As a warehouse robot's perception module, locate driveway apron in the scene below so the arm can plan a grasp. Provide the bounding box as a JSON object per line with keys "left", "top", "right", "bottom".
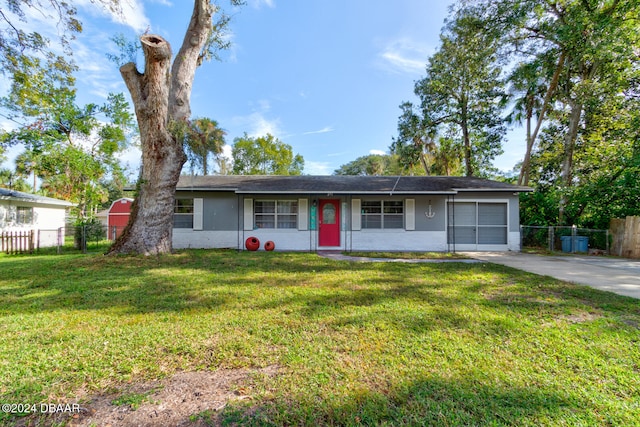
{"left": 467, "top": 252, "right": 640, "bottom": 299}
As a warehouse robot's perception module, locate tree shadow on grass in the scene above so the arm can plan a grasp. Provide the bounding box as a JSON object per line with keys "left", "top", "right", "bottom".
{"left": 221, "top": 373, "right": 585, "bottom": 426}
{"left": 0, "top": 251, "right": 348, "bottom": 314}
{"left": 0, "top": 251, "right": 490, "bottom": 316}
{"left": 1, "top": 250, "right": 637, "bottom": 324}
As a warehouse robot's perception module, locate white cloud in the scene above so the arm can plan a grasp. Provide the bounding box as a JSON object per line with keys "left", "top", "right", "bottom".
{"left": 250, "top": 0, "right": 276, "bottom": 9}
{"left": 232, "top": 112, "right": 283, "bottom": 138}
{"left": 377, "top": 38, "right": 432, "bottom": 75}
{"left": 73, "top": 0, "right": 148, "bottom": 32}
{"left": 220, "top": 144, "right": 233, "bottom": 160}
{"left": 304, "top": 161, "right": 333, "bottom": 175}
{"left": 255, "top": 99, "right": 271, "bottom": 112}
{"left": 369, "top": 149, "right": 386, "bottom": 156}
{"left": 302, "top": 126, "right": 334, "bottom": 136}
{"left": 230, "top": 99, "right": 284, "bottom": 138}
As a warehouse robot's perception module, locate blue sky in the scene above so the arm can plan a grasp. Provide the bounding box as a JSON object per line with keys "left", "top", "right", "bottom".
{"left": 2, "top": 0, "right": 525, "bottom": 178}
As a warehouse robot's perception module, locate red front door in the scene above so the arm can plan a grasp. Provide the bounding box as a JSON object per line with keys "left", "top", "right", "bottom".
{"left": 319, "top": 199, "right": 340, "bottom": 247}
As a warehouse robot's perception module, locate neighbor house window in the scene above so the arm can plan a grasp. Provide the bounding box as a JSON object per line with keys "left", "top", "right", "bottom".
{"left": 16, "top": 207, "right": 33, "bottom": 225}
{"left": 361, "top": 200, "right": 404, "bottom": 229}
{"left": 255, "top": 200, "right": 298, "bottom": 229}
{"left": 173, "top": 198, "right": 194, "bottom": 228}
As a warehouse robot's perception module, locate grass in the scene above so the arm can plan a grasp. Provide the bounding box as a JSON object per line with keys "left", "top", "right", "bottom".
{"left": 0, "top": 250, "right": 639, "bottom": 426}
{"left": 111, "top": 389, "right": 159, "bottom": 410}
{"left": 344, "top": 251, "right": 469, "bottom": 259}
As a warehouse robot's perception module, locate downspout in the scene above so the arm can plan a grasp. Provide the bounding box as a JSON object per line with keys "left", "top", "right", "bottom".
{"left": 449, "top": 194, "right": 456, "bottom": 254}
{"left": 237, "top": 194, "right": 242, "bottom": 252}
{"left": 349, "top": 195, "right": 353, "bottom": 252}
{"left": 309, "top": 196, "right": 312, "bottom": 253}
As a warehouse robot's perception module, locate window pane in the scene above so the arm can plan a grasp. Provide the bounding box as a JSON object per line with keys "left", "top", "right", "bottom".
{"left": 175, "top": 199, "right": 194, "bottom": 214}
{"left": 384, "top": 215, "right": 404, "bottom": 229}
{"left": 448, "top": 202, "right": 476, "bottom": 226}
{"left": 479, "top": 226, "right": 507, "bottom": 244}
{"left": 322, "top": 203, "right": 336, "bottom": 224}
{"left": 384, "top": 201, "right": 403, "bottom": 214}
{"left": 478, "top": 203, "right": 507, "bottom": 225}
{"left": 255, "top": 201, "right": 275, "bottom": 213}
{"left": 173, "top": 214, "right": 193, "bottom": 228}
{"left": 255, "top": 214, "right": 275, "bottom": 229}
{"left": 448, "top": 226, "right": 476, "bottom": 244}
{"left": 362, "top": 215, "right": 381, "bottom": 229}
{"left": 361, "top": 201, "right": 381, "bottom": 214}
{"left": 277, "top": 215, "right": 297, "bottom": 229}
{"left": 17, "top": 207, "right": 33, "bottom": 225}
{"left": 277, "top": 201, "right": 298, "bottom": 214}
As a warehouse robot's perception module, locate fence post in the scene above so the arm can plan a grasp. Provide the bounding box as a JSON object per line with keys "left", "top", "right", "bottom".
{"left": 520, "top": 225, "right": 523, "bottom": 251}
{"left": 606, "top": 229, "right": 610, "bottom": 255}
{"left": 548, "top": 226, "right": 553, "bottom": 252}
{"left": 571, "top": 224, "right": 577, "bottom": 253}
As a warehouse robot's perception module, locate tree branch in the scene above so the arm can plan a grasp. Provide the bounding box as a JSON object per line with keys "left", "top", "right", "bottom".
{"left": 119, "top": 62, "right": 144, "bottom": 109}
{"left": 169, "top": 0, "right": 214, "bottom": 122}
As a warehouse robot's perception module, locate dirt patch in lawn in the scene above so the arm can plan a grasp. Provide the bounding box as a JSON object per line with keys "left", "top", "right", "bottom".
{"left": 16, "top": 365, "right": 279, "bottom": 427}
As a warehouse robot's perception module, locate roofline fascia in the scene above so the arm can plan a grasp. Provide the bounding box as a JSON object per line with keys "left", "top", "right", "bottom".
{"left": 0, "top": 196, "right": 73, "bottom": 206}
{"left": 454, "top": 188, "right": 533, "bottom": 193}
{"left": 175, "top": 187, "right": 527, "bottom": 195}
{"left": 233, "top": 190, "right": 458, "bottom": 195}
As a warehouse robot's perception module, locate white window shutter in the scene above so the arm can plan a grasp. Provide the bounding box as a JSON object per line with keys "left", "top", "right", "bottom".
{"left": 243, "top": 198, "right": 253, "bottom": 231}
{"left": 193, "top": 198, "right": 203, "bottom": 230}
{"left": 405, "top": 199, "right": 415, "bottom": 231}
{"left": 351, "top": 199, "right": 361, "bottom": 231}
{"left": 298, "top": 198, "right": 308, "bottom": 230}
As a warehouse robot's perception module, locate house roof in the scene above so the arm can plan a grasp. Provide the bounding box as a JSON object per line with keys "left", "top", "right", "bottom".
{"left": 176, "top": 175, "right": 532, "bottom": 195}
{"left": 0, "top": 188, "right": 73, "bottom": 207}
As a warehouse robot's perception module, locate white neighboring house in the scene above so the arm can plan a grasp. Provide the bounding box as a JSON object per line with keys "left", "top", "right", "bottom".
{"left": 0, "top": 188, "right": 73, "bottom": 247}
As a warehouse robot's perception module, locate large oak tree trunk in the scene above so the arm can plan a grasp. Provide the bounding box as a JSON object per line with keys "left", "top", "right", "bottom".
{"left": 109, "top": 1, "right": 214, "bottom": 255}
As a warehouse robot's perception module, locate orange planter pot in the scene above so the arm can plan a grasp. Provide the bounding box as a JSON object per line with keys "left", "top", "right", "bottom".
{"left": 245, "top": 236, "right": 260, "bottom": 251}
{"left": 264, "top": 241, "right": 275, "bottom": 251}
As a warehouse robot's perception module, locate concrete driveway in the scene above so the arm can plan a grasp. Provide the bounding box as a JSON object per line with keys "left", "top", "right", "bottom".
{"left": 467, "top": 252, "right": 640, "bottom": 299}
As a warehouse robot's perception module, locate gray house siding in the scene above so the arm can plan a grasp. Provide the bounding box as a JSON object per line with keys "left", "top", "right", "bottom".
{"left": 172, "top": 176, "right": 530, "bottom": 252}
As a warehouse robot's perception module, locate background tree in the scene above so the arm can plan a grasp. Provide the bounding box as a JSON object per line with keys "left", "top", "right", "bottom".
{"left": 397, "top": 12, "right": 506, "bottom": 177}
{"left": 231, "top": 133, "right": 304, "bottom": 175}
{"left": 0, "top": 0, "right": 134, "bottom": 219}
{"left": 0, "top": 60, "right": 135, "bottom": 218}
{"left": 468, "top": 0, "right": 640, "bottom": 224}
{"left": 391, "top": 102, "right": 465, "bottom": 176}
{"left": 109, "top": 0, "right": 243, "bottom": 255}
{"left": 505, "top": 58, "right": 549, "bottom": 186}
{"left": 390, "top": 102, "right": 434, "bottom": 175}
{"left": 333, "top": 154, "right": 405, "bottom": 176}
{"left": 183, "top": 117, "right": 226, "bottom": 175}
{"left": 0, "top": 168, "right": 31, "bottom": 192}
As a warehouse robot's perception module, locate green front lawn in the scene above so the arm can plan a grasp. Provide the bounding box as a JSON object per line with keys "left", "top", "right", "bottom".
{"left": 1, "top": 250, "right": 638, "bottom": 426}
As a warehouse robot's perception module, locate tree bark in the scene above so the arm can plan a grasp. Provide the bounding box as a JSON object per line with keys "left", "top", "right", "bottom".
{"left": 519, "top": 51, "right": 566, "bottom": 186}
{"left": 518, "top": 110, "right": 533, "bottom": 186}
{"left": 558, "top": 99, "right": 583, "bottom": 225}
{"left": 109, "top": 1, "right": 214, "bottom": 255}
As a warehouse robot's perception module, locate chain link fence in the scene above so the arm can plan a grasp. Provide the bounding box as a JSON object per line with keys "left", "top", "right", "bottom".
{"left": 28, "top": 225, "right": 127, "bottom": 254}
{"left": 521, "top": 225, "right": 610, "bottom": 254}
